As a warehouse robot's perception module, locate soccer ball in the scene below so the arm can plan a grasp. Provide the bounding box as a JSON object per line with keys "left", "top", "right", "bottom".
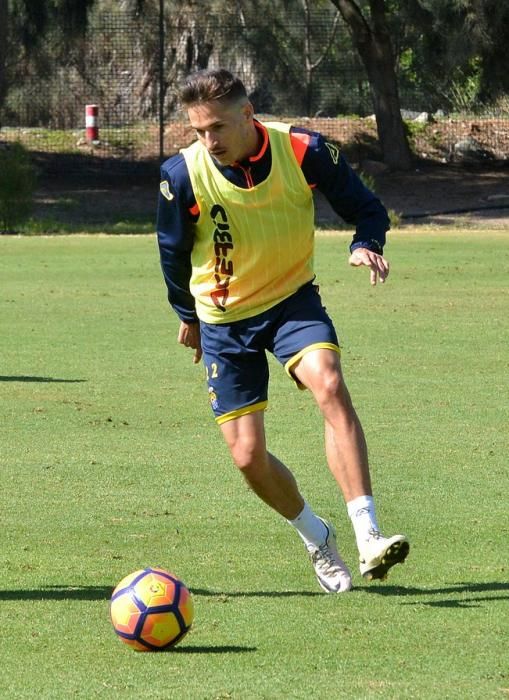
{"left": 110, "top": 567, "right": 194, "bottom": 651}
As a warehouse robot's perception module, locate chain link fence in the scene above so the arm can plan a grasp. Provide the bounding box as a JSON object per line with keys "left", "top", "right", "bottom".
{"left": 1, "top": 4, "right": 508, "bottom": 171}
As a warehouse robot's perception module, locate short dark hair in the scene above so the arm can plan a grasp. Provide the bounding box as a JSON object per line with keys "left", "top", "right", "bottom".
{"left": 179, "top": 69, "right": 248, "bottom": 107}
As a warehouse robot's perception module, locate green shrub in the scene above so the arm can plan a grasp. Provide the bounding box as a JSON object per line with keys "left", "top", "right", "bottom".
{"left": 358, "top": 170, "right": 376, "bottom": 192}
{"left": 388, "top": 208, "right": 402, "bottom": 228}
{"left": 0, "top": 142, "right": 36, "bottom": 233}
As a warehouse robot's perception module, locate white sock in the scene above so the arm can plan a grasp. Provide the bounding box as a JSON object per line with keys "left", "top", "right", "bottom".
{"left": 347, "top": 495, "right": 380, "bottom": 548}
{"left": 287, "top": 502, "right": 328, "bottom": 548}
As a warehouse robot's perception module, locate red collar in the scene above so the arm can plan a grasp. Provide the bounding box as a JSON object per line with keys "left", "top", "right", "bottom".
{"left": 232, "top": 120, "right": 269, "bottom": 167}
{"left": 248, "top": 120, "right": 269, "bottom": 162}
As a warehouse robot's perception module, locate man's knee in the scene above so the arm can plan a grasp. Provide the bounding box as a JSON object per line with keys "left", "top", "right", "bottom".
{"left": 225, "top": 431, "right": 266, "bottom": 472}
{"left": 220, "top": 412, "right": 267, "bottom": 472}
{"left": 314, "top": 367, "right": 351, "bottom": 408}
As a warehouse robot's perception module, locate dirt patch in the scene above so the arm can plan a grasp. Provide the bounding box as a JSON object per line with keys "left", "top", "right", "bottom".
{"left": 375, "top": 162, "right": 509, "bottom": 216}
{"left": 315, "top": 161, "right": 509, "bottom": 229}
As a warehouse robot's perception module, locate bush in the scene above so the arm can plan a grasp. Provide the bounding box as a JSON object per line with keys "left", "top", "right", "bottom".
{"left": 0, "top": 142, "right": 36, "bottom": 233}
{"left": 388, "top": 208, "right": 402, "bottom": 228}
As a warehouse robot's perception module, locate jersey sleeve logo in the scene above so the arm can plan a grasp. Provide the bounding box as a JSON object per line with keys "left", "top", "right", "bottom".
{"left": 325, "top": 142, "right": 340, "bottom": 165}
{"left": 160, "top": 180, "right": 174, "bottom": 201}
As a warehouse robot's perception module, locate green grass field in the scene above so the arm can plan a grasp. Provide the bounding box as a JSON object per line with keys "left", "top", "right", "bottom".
{"left": 1, "top": 230, "right": 507, "bottom": 699}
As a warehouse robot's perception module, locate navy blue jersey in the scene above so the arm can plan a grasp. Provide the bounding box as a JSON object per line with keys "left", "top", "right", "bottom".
{"left": 157, "top": 120, "right": 390, "bottom": 321}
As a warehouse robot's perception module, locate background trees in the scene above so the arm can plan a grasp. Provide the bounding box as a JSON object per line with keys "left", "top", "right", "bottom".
{"left": 0, "top": 0, "right": 8, "bottom": 121}
{"left": 398, "top": 0, "right": 509, "bottom": 110}
{"left": 1, "top": 0, "right": 508, "bottom": 171}
{"left": 328, "top": 0, "right": 412, "bottom": 170}
{"left": 1, "top": 0, "right": 96, "bottom": 127}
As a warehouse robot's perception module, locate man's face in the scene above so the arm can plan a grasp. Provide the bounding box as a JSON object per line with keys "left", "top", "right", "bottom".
{"left": 187, "top": 98, "right": 255, "bottom": 165}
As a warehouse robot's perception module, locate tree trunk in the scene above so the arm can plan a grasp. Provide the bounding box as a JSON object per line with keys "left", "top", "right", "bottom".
{"left": 0, "top": 0, "right": 8, "bottom": 128}
{"left": 362, "top": 28, "right": 412, "bottom": 170}
{"left": 330, "top": 0, "right": 412, "bottom": 170}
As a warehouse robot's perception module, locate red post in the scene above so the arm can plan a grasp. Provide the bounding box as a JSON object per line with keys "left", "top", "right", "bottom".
{"left": 85, "top": 104, "right": 99, "bottom": 142}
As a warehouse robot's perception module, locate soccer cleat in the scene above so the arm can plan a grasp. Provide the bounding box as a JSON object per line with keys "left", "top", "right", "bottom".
{"left": 358, "top": 531, "right": 410, "bottom": 581}
{"left": 306, "top": 518, "right": 352, "bottom": 593}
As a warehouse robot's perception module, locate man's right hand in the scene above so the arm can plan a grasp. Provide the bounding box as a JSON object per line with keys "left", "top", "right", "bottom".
{"left": 177, "top": 321, "right": 202, "bottom": 364}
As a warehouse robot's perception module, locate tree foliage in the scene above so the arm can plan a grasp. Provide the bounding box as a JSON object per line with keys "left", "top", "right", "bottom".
{"left": 8, "top": 0, "right": 95, "bottom": 48}
{"left": 388, "top": 0, "right": 509, "bottom": 111}
{"left": 1, "top": 0, "right": 508, "bottom": 169}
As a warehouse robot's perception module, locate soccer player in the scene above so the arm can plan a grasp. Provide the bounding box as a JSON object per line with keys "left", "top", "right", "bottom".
{"left": 156, "top": 68, "right": 409, "bottom": 593}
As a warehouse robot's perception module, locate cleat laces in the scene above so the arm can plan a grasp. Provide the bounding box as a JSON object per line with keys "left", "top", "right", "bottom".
{"left": 306, "top": 518, "right": 352, "bottom": 593}
{"left": 310, "top": 542, "right": 343, "bottom": 577}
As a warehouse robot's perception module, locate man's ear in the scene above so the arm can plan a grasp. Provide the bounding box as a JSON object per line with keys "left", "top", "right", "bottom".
{"left": 242, "top": 100, "right": 254, "bottom": 121}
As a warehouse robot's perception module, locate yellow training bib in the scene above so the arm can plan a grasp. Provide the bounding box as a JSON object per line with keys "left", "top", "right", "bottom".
{"left": 182, "top": 122, "right": 315, "bottom": 323}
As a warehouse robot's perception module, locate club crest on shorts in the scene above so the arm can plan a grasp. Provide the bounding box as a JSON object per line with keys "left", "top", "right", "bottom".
{"left": 208, "top": 386, "right": 219, "bottom": 410}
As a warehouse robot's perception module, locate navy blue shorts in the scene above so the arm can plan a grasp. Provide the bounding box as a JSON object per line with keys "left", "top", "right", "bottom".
{"left": 200, "top": 282, "right": 340, "bottom": 424}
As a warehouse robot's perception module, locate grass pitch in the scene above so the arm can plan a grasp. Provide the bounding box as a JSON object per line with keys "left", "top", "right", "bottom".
{"left": 0, "top": 230, "right": 507, "bottom": 699}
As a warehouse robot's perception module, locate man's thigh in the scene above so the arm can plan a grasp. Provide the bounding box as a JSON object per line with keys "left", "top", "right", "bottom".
{"left": 200, "top": 320, "right": 270, "bottom": 424}
{"left": 270, "top": 283, "right": 340, "bottom": 386}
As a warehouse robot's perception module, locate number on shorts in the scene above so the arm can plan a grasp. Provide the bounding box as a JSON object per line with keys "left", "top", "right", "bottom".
{"left": 205, "top": 362, "right": 219, "bottom": 380}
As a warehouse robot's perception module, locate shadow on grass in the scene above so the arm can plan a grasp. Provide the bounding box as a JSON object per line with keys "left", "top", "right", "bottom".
{"left": 2, "top": 581, "right": 507, "bottom": 604}
{"left": 361, "top": 581, "right": 509, "bottom": 596}
{"left": 361, "top": 581, "right": 509, "bottom": 608}
{"left": 171, "top": 645, "right": 257, "bottom": 654}
{"left": 406, "top": 596, "right": 509, "bottom": 608}
{"left": 0, "top": 586, "right": 113, "bottom": 601}
{"left": 192, "top": 588, "right": 322, "bottom": 598}
{"left": 0, "top": 586, "right": 322, "bottom": 601}
{"left": 0, "top": 375, "right": 86, "bottom": 383}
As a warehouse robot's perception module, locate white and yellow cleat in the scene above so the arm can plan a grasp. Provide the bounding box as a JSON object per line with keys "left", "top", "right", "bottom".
{"left": 359, "top": 532, "right": 410, "bottom": 581}
{"left": 306, "top": 519, "right": 352, "bottom": 593}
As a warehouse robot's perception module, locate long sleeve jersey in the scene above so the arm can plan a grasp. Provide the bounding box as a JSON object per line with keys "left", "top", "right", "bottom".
{"left": 157, "top": 120, "right": 390, "bottom": 322}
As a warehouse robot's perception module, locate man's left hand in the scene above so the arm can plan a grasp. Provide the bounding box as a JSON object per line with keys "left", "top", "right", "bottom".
{"left": 349, "top": 247, "right": 390, "bottom": 286}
